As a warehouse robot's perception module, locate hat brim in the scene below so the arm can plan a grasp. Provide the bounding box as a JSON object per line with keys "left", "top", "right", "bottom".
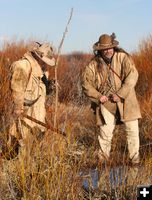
{"left": 41, "top": 56, "right": 55, "bottom": 67}
{"left": 93, "top": 40, "right": 119, "bottom": 51}
{"left": 34, "top": 51, "right": 55, "bottom": 67}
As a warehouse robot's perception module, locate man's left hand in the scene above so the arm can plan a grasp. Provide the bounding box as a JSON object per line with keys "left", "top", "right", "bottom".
{"left": 111, "top": 94, "right": 121, "bottom": 102}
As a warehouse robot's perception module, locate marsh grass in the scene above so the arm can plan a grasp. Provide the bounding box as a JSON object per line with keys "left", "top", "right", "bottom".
{"left": 0, "top": 37, "right": 152, "bottom": 199}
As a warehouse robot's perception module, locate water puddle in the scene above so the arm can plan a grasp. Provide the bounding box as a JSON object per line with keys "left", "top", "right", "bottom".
{"left": 79, "top": 165, "right": 151, "bottom": 191}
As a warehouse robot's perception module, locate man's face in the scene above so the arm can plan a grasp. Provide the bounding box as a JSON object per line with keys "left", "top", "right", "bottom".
{"left": 36, "top": 59, "right": 48, "bottom": 71}
{"left": 101, "top": 48, "right": 114, "bottom": 59}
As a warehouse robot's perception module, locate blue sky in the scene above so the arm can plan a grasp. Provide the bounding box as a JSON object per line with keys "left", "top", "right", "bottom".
{"left": 0, "top": 0, "right": 152, "bottom": 54}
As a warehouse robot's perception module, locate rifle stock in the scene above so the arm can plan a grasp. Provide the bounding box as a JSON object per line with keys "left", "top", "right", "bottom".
{"left": 22, "top": 114, "right": 66, "bottom": 136}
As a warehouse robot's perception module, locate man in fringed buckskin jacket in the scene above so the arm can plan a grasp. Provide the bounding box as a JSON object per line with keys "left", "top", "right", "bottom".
{"left": 82, "top": 33, "right": 141, "bottom": 166}
{"left": 9, "top": 43, "right": 56, "bottom": 160}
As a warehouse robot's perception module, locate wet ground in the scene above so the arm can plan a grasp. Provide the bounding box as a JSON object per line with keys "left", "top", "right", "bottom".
{"left": 79, "top": 164, "right": 152, "bottom": 199}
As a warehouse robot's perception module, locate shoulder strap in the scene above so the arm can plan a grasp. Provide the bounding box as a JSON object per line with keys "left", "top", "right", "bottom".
{"left": 23, "top": 57, "right": 32, "bottom": 82}
{"left": 109, "top": 65, "right": 122, "bottom": 81}
{"left": 96, "top": 55, "right": 122, "bottom": 81}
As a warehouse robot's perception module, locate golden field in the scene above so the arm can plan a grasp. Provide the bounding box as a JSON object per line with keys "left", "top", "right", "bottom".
{"left": 0, "top": 36, "right": 152, "bottom": 200}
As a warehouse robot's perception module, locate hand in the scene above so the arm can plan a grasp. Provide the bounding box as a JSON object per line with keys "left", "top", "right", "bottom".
{"left": 99, "top": 95, "right": 108, "bottom": 103}
{"left": 13, "top": 107, "right": 24, "bottom": 118}
{"left": 110, "top": 94, "right": 121, "bottom": 102}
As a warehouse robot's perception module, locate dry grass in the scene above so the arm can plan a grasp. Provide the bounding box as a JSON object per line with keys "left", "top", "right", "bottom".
{"left": 0, "top": 37, "right": 152, "bottom": 199}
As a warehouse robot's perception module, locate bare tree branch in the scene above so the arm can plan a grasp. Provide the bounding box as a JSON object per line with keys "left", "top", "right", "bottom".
{"left": 54, "top": 8, "right": 74, "bottom": 129}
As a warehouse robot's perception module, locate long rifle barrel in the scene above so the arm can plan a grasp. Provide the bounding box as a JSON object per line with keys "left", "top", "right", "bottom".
{"left": 22, "top": 114, "right": 66, "bottom": 136}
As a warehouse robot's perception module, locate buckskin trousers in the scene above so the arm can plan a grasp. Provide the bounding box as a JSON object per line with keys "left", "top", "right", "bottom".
{"left": 98, "top": 106, "right": 140, "bottom": 163}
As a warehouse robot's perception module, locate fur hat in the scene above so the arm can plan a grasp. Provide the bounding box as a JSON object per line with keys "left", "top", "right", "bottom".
{"left": 93, "top": 33, "right": 119, "bottom": 51}
{"left": 32, "top": 42, "right": 55, "bottom": 66}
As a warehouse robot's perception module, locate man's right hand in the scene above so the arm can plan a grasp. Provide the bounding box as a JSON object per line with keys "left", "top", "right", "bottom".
{"left": 99, "top": 95, "right": 109, "bottom": 103}
{"left": 13, "top": 106, "right": 24, "bottom": 118}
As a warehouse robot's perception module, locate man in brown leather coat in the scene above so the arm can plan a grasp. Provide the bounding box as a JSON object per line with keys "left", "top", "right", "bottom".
{"left": 10, "top": 43, "right": 56, "bottom": 160}
{"left": 82, "top": 33, "right": 141, "bottom": 165}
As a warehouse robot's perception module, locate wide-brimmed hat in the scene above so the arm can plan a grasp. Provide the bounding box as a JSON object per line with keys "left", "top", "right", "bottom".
{"left": 32, "top": 42, "right": 55, "bottom": 67}
{"left": 93, "top": 33, "right": 119, "bottom": 51}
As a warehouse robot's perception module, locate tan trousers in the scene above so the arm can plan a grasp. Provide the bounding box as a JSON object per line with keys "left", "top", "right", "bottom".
{"left": 98, "top": 106, "right": 140, "bottom": 163}
{"left": 8, "top": 119, "right": 34, "bottom": 160}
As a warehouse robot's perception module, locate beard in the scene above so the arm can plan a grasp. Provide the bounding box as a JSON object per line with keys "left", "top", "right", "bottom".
{"left": 102, "top": 54, "right": 113, "bottom": 64}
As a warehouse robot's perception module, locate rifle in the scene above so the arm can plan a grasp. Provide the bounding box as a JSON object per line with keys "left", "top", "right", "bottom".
{"left": 22, "top": 114, "right": 66, "bottom": 136}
